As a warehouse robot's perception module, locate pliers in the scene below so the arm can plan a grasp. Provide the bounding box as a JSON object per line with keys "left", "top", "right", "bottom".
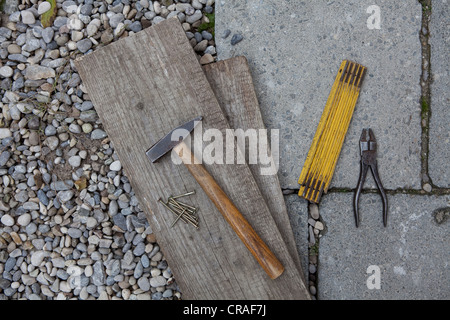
{"left": 353, "top": 128, "right": 388, "bottom": 227}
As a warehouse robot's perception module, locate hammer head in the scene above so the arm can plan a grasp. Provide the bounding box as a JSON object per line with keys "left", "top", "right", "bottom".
{"left": 146, "top": 116, "right": 202, "bottom": 163}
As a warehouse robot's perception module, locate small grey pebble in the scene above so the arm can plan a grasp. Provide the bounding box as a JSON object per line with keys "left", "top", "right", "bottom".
{"left": 69, "top": 123, "right": 81, "bottom": 134}
{"left": 152, "top": 16, "right": 166, "bottom": 25}
{"left": 77, "top": 38, "right": 92, "bottom": 53}
{"left": 67, "top": 227, "right": 82, "bottom": 238}
{"left": 204, "top": 5, "right": 213, "bottom": 14}
{"left": 201, "top": 30, "right": 213, "bottom": 41}
{"left": 91, "top": 129, "right": 107, "bottom": 140}
{"left": 151, "top": 291, "right": 163, "bottom": 300}
{"left": 0, "top": 278, "right": 11, "bottom": 290}
{"left": 0, "top": 151, "right": 11, "bottom": 166}
{"left": 79, "top": 110, "right": 98, "bottom": 122}
{"left": 282, "top": 189, "right": 295, "bottom": 195}
{"left": 134, "top": 261, "right": 144, "bottom": 279}
{"left": 129, "top": 21, "right": 142, "bottom": 33}
{"left": 137, "top": 277, "right": 150, "bottom": 291}
{"left": 194, "top": 32, "right": 203, "bottom": 42}
{"left": 44, "top": 125, "right": 57, "bottom": 136}
{"left": 222, "top": 29, "right": 231, "bottom": 39}
{"left": 25, "top": 222, "right": 37, "bottom": 235}
{"left": 423, "top": 183, "right": 432, "bottom": 192}
{"left": 309, "top": 203, "right": 320, "bottom": 220}
{"left": 78, "top": 101, "right": 93, "bottom": 111}
{"left": 141, "top": 255, "right": 150, "bottom": 268}
{"left": 39, "top": 224, "right": 50, "bottom": 233}
{"left": 5, "top": 257, "right": 16, "bottom": 272}
{"left": 231, "top": 34, "right": 243, "bottom": 45}
{"left": 162, "top": 289, "right": 173, "bottom": 298}
{"left": 56, "top": 269, "right": 69, "bottom": 280}
{"left": 157, "top": 260, "right": 168, "bottom": 270}
{"left": 133, "top": 242, "right": 145, "bottom": 256}
{"left": 37, "top": 189, "right": 49, "bottom": 206}
{"left": 68, "top": 155, "right": 81, "bottom": 167}
{"left": 80, "top": 4, "right": 93, "bottom": 15}
{"left": 27, "top": 116, "right": 40, "bottom": 130}
{"left": 41, "top": 28, "right": 54, "bottom": 43}
{"left": 109, "top": 13, "right": 125, "bottom": 28}
{"left": 204, "top": 46, "right": 216, "bottom": 55}
{"left": 309, "top": 285, "right": 317, "bottom": 295}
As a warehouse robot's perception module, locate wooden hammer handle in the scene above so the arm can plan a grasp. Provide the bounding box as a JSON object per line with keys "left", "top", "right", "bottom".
{"left": 174, "top": 142, "right": 284, "bottom": 280}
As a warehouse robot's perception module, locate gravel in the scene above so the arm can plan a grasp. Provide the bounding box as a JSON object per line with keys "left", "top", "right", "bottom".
{"left": 0, "top": 0, "right": 216, "bottom": 300}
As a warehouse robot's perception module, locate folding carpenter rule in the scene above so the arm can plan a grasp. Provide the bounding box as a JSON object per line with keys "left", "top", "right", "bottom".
{"left": 298, "top": 60, "right": 367, "bottom": 203}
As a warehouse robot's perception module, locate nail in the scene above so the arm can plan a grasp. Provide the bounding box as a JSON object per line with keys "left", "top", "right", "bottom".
{"left": 158, "top": 198, "right": 187, "bottom": 224}
{"left": 159, "top": 198, "right": 198, "bottom": 228}
{"left": 171, "top": 190, "right": 195, "bottom": 199}
{"left": 186, "top": 217, "right": 199, "bottom": 229}
{"left": 170, "top": 208, "right": 186, "bottom": 228}
{"left": 172, "top": 206, "right": 199, "bottom": 228}
{"left": 168, "top": 198, "right": 197, "bottom": 216}
{"left": 170, "top": 204, "right": 199, "bottom": 223}
{"left": 170, "top": 199, "right": 197, "bottom": 212}
{"left": 159, "top": 197, "right": 199, "bottom": 229}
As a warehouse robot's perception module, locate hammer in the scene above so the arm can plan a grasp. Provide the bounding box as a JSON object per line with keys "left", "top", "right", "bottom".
{"left": 146, "top": 116, "right": 284, "bottom": 280}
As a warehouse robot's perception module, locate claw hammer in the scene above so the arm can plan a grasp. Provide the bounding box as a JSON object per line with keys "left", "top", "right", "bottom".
{"left": 146, "top": 116, "right": 284, "bottom": 280}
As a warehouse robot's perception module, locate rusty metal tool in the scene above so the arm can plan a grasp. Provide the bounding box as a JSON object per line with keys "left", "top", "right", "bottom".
{"left": 353, "top": 128, "right": 388, "bottom": 227}
{"left": 146, "top": 116, "right": 284, "bottom": 280}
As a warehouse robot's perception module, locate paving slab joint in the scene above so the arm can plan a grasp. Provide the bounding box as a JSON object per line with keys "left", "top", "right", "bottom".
{"left": 305, "top": 201, "right": 326, "bottom": 300}
{"left": 418, "top": 0, "right": 433, "bottom": 190}
{"left": 419, "top": 0, "right": 449, "bottom": 191}
{"left": 326, "top": 187, "right": 450, "bottom": 195}
{"left": 284, "top": 186, "right": 450, "bottom": 196}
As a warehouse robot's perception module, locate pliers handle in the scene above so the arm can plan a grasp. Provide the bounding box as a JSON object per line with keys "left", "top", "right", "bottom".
{"left": 353, "top": 128, "right": 388, "bottom": 227}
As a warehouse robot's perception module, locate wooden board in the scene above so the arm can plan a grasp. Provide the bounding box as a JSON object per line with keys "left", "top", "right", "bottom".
{"left": 203, "top": 57, "right": 306, "bottom": 283}
{"left": 75, "top": 18, "right": 310, "bottom": 300}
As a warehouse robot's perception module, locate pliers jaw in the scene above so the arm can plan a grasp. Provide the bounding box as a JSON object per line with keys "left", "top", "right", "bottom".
{"left": 359, "top": 128, "right": 377, "bottom": 156}
{"left": 353, "top": 128, "right": 388, "bottom": 227}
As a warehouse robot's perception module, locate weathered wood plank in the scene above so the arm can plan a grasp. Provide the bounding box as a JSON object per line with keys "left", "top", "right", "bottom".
{"left": 203, "top": 57, "right": 306, "bottom": 283}
{"left": 75, "top": 18, "right": 309, "bottom": 299}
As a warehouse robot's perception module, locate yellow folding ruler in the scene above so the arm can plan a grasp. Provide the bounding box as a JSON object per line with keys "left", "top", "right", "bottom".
{"left": 298, "top": 60, "right": 367, "bottom": 203}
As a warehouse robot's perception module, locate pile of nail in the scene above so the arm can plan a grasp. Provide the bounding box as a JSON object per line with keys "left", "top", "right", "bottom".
{"left": 158, "top": 191, "right": 199, "bottom": 229}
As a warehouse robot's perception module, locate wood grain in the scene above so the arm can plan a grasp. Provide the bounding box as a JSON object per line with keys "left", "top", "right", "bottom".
{"left": 75, "top": 18, "right": 310, "bottom": 299}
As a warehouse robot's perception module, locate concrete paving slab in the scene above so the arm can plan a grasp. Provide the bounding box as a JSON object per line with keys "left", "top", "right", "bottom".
{"left": 317, "top": 192, "right": 449, "bottom": 299}
{"left": 216, "top": 0, "right": 422, "bottom": 190}
{"left": 429, "top": 0, "right": 450, "bottom": 188}
{"left": 284, "top": 195, "right": 309, "bottom": 281}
